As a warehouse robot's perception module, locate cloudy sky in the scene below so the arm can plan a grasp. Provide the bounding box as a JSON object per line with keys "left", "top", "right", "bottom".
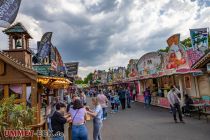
{"left": 0, "top": 0, "right": 210, "bottom": 78}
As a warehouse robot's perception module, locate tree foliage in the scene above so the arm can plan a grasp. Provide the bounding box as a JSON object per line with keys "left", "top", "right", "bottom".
{"left": 0, "top": 95, "right": 35, "bottom": 139}
{"left": 83, "top": 73, "right": 93, "bottom": 84}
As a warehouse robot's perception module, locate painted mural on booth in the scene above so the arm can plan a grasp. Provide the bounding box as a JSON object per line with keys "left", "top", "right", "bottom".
{"left": 165, "top": 34, "right": 188, "bottom": 70}
{"left": 127, "top": 59, "right": 138, "bottom": 77}
{"left": 137, "top": 52, "right": 162, "bottom": 76}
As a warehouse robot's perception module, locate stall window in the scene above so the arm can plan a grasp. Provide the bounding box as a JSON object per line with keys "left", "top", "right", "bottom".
{"left": 184, "top": 76, "right": 191, "bottom": 89}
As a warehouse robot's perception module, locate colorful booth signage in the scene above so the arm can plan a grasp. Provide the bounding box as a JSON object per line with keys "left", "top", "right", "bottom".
{"left": 187, "top": 28, "right": 209, "bottom": 66}
{"left": 165, "top": 34, "right": 188, "bottom": 70}
{"left": 127, "top": 59, "right": 138, "bottom": 78}
{"left": 137, "top": 52, "right": 162, "bottom": 76}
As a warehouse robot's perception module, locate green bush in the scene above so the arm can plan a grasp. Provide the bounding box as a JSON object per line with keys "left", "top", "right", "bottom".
{"left": 0, "top": 95, "right": 35, "bottom": 139}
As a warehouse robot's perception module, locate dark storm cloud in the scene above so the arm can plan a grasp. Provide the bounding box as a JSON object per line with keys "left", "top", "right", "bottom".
{"left": 16, "top": 0, "right": 133, "bottom": 67}
{"left": 12, "top": 0, "right": 209, "bottom": 71}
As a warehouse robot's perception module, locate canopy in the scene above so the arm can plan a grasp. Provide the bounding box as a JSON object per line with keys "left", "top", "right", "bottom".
{"left": 37, "top": 76, "right": 71, "bottom": 89}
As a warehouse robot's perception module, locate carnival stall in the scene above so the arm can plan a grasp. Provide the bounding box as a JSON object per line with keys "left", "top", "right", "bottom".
{"left": 134, "top": 31, "right": 208, "bottom": 108}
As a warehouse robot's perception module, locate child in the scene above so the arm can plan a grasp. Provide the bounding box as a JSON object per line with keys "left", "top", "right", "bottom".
{"left": 114, "top": 92, "right": 120, "bottom": 112}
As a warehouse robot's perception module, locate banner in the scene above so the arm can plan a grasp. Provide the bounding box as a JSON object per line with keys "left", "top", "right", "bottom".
{"left": 54, "top": 47, "right": 63, "bottom": 67}
{"left": 51, "top": 46, "right": 56, "bottom": 61}
{"left": 190, "top": 28, "right": 209, "bottom": 52}
{"left": 65, "top": 62, "right": 79, "bottom": 77}
{"left": 0, "top": 0, "right": 22, "bottom": 28}
{"left": 37, "top": 32, "right": 52, "bottom": 58}
{"left": 187, "top": 28, "right": 209, "bottom": 66}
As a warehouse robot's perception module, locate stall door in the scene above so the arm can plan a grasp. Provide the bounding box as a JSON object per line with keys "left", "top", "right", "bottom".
{"left": 198, "top": 75, "right": 210, "bottom": 96}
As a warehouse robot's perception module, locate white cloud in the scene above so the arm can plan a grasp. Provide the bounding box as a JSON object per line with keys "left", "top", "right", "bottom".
{"left": 1, "top": 0, "right": 210, "bottom": 79}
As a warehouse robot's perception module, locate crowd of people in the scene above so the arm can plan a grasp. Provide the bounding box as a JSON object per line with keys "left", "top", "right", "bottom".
{"left": 46, "top": 86, "right": 137, "bottom": 140}
{"left": 46, "top": 85, "right": 194, "bottom": 140}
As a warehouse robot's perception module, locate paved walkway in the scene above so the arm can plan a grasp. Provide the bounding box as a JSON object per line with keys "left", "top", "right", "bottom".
{"left": 86, "top": 100, "right": 210, "bottom": 140}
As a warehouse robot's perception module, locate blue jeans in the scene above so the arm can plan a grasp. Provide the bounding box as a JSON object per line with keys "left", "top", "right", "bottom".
{"left": 72, "top": 124, "right": 88, "bottom": 140}
{"left": 93, "top": 118, "right": 103, "bottom": 140}
{"left": 144, "top": 97, "right": 151, "bottom": 107}
{"left": 102, "top": 108, "right": 107, "bottom": 119}
{"left": 127, "top": 97, "right": 131, "bottom": 108}
{"left": 52, "top": 136, "right": 64, "bottom": 140}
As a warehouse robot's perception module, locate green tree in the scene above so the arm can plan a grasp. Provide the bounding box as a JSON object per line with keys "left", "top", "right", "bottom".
{"left": 75, "top": 80, "right": 84, "bottom": 84}
{"left": 83, "top": 73, "right": 93, "bottom": 84}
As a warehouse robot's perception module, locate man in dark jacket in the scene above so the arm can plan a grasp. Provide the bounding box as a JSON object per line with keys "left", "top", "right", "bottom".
{"left": 51, "top": 102, "right": 68, "bottom": 140}
{"left": 119, "top": 88, "right": 126, "bottom": 110}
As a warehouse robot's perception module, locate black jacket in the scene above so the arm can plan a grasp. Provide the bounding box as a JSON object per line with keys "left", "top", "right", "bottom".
{"left": 51, "top": 111, "right": 67, "bottom": 134}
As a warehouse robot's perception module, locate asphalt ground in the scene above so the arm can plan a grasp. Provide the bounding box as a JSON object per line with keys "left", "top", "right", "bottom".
{"left": 86, "top": 98, "right": 210, "bottom": 140}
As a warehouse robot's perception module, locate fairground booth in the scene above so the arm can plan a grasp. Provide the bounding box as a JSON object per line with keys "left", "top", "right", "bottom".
{"left": 0, "top": 23, "right": 71, "bottom": 140}
{"left": 131, "top": 29, "right": 210, "bottom": 108}
{"left": 33, "top": 31, "right": 72, "bottom": 122}
{"left": 0, "top": 23, "right": 40, "bottom": 123}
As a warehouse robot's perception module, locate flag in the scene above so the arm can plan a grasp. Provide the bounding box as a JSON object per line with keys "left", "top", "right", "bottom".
{"left": 37, "top": 32, "right": 52, "bottom": 58}
{"left": 51, "top": 60, "right": 57, "bottom": 71}
{"left": 0, "top": 0, "right": 22, "bottom": 28}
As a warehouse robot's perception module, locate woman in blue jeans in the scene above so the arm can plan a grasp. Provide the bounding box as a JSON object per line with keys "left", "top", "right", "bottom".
{"left": 86, "top": 97, "right": 103, "bottom": 140}
{"left": 69, "top": 99, "right": 88, "bottom": 140}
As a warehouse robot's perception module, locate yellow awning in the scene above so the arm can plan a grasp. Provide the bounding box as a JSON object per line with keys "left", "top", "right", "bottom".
{"left": 37, "top": 76, "right": 72, "bottom": 89}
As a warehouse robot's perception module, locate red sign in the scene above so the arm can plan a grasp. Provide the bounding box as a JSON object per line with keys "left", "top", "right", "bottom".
{"left": 158, "top": 98, "right": 170, "bottom": 108}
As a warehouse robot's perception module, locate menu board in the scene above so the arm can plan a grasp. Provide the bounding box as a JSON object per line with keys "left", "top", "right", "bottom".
{"left": 65, "top": 62, "right": 79, "bottom": 77}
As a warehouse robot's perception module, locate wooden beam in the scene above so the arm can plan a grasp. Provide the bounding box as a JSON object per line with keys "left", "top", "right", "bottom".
{"left": 22, "top": 84, "right": 26, "bottom": 106}
{"left": 31, "top": 81, "right": 37, "bottom": 107}
{"left": 4, "top": 85, "right": 9, "bottom": 98}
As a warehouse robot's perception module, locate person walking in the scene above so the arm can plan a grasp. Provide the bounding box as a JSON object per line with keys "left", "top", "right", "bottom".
{"left": 118, "top": 88, "right": 126, "bottom": 110}
{"left": 51, "top": 102, "right": 70, "bottom": 140}
{"left": 86, "top": 97, "right": 103, "bottom": 140}
{"left": 167, "top": 85, "right": 184, "bottom": 123}
{"left": 143, "top": 88, "right": 151, "bottom": 108}
{"left": 114, "top": 91, "right": 120, "bottom": 112}
{"left": 126, "top": 88, "right": 131, "bottom": 108}
{"left": 97, "top": 90, "right": 109, "bottom": 120}
{"left": 110, "top": 90, "right": 115, "bottom": 113}
{"left": 132, "top": 88, "right": 136, "bottom": 102}
{"left": 69, "top": 99, "right": 88, "bottom": 140}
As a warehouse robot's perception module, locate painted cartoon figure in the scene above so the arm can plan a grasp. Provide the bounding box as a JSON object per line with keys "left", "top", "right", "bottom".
{"left": 166, "top": 43, "right": 186, "bottom": 69}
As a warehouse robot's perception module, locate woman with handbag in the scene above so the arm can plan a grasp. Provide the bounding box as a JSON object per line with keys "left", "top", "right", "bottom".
{"left": 86, "top": 97, "right": 103, "bottom": 140}
{"left": 69, "top": 99, "right": 88, "bottom": 140}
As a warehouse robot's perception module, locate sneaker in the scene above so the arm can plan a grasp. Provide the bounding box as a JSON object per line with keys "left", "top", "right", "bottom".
{"left": 174, "top": 120, "right": 178, "bottom": 123}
